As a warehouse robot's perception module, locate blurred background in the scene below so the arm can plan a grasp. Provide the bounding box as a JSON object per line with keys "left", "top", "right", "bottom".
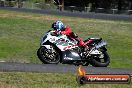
{"left": 0, "top": 0, "right": 132, "bottom": 15}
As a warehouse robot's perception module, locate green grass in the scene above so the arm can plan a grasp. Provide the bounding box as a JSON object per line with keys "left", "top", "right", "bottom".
{"left": 0, "top": 72, "right": 131, "bottom": 88}
{"left": 0, "top": 10, "right": 132, "bottom": 68}
{"left": 0, "top": 10, "right": 132, "bottom": 88}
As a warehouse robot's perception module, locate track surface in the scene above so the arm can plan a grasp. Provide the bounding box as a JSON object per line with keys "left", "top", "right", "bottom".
{"left": 0, "top": 7, "right": 132, "bottom": 21}
{"left": 0, "top": 62, "right": 132, "bottom": 75}
{"left": 0, "top": 7, "right": 132, "bottom": 74}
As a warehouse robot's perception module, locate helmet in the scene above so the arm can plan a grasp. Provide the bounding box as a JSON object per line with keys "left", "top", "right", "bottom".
{"left": 52, "top": 21, "right": 64, "bottom": 31}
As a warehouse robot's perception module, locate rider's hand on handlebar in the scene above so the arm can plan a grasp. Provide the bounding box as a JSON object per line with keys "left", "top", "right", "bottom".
{"left": 57, "top": 31, "right": 62, "bottom": 35}
{"left": 55, "top": 30, "right": 61, "bottom": 35}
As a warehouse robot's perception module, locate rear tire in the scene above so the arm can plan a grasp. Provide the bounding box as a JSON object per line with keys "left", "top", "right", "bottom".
{"left": 37, "top": 45, "right": 60, "bottom": 64}
{"left": 90, "top": 51, "right": 110, "bottom": 67}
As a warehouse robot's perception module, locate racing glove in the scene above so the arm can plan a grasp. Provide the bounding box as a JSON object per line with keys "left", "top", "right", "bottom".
{"left": 55, "top": 31, "right": 61, "bottom": 35}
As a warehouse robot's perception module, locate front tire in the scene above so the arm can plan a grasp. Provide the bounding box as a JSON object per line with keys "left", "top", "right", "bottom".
{"left": 37, "top": 45, "right": 60, "bottom": 64}
{"left": 90, "top": 51, "right": 110, "bottom": 67}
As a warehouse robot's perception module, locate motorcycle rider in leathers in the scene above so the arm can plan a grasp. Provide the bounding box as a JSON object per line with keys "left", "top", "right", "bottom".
{"left": 52, "top": 20, "right": 89, "bottom": 49}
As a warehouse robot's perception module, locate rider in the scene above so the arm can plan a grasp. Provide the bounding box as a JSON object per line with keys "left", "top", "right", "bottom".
{"left": 51, "top": 20, "right": 87, "bottom": 48}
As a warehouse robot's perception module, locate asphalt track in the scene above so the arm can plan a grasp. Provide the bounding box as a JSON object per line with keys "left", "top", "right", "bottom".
{"left": 0, "top": 7, "right": 132, "bottom": 21}
{"left": 0, "top": 7, "right": 132, "bottom": 74}
{"left": 0, "top": 62, "right": 132, "bottom": 75}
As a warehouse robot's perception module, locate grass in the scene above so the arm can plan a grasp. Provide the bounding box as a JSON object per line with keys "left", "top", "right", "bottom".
{"left": 0, "top": 72, "right": 131, "bottom": 88}
{"left": 0, "top": 10, "right": 132, "bottom": 88}
{"left": 0, "top": 10, "right": 132, "bottom": 68}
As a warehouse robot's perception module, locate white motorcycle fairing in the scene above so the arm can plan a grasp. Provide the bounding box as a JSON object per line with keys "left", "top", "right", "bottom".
{"left": 40, "top": 30, "right": 78, "bottom": 51}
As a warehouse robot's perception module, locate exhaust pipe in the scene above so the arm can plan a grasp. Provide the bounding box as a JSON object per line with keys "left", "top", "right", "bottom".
{"left": 95, "top": 41, "right": 107, "bottom": 49}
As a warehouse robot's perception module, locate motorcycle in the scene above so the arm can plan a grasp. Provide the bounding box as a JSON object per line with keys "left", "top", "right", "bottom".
{"left": 37, "top": 30, "right": 110, "bottom": 67}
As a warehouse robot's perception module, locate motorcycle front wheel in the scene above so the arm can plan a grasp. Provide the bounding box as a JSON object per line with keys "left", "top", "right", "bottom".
{"left": 37, "top": 45, "right": 60, "bottom": 64}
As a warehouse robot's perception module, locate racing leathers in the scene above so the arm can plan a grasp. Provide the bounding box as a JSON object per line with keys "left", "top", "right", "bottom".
{"left": 58, "top": 26, "right": 85, "bottom": 47}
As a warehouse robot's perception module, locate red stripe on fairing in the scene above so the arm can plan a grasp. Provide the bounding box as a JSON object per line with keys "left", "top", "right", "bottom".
{"left": 84, "top": 40, "right": 93, "bottom": 45}
{"left": 67, "top": 46, "right": 71, "bottom": 48}
{"left": 63, "top": 44, "right": 78, "bottom": 50}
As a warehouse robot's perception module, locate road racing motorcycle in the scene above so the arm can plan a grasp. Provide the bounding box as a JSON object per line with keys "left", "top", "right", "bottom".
{"left": 37, "top": 30, "right": 110, "bottom": 67}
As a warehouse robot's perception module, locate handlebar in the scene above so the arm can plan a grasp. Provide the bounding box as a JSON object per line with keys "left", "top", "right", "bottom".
{"left": 50, "top": 31, "right": 57, "bottom": 36}
{"left": 50, "top": 31, "right": 61, "bottom": 36}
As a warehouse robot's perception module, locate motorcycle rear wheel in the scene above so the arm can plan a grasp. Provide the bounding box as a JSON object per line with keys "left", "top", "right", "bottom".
{"left": 90, "top": 51, "right": 110, "bottom": 67}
